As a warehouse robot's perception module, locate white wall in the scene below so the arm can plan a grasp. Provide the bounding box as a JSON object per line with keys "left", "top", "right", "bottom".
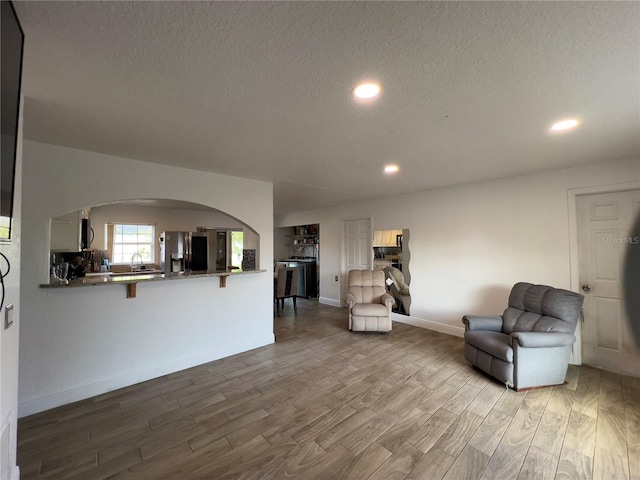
{"left": 275, "top": 157, "right": 640, "bottom": 337}
{"left": 274, "top": 227, "right": 291, "bottom": 262}
{"left": 0, "top": 98, "right": 22, "bottom": 480}
{"left": 19, "top": 141, "right": 274, "bottom": 417}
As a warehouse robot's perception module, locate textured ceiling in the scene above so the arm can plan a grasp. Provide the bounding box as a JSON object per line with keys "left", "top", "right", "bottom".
{"left": 13, "top": 1, "right": 640, "bottom": 215}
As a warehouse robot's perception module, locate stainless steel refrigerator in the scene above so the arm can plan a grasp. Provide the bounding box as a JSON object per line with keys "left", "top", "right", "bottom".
{"left": 160, "top": 231, "right": 209, "bottom": 274}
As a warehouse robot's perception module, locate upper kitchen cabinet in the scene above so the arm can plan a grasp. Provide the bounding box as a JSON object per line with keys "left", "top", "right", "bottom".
{"left": 50, "top": 210, "right": 91, "bottom": 251}
{"left": 373, "top": 229, "right": 402, "bottom": 247}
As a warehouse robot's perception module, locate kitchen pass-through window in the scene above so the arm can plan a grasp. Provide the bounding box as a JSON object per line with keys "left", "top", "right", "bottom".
{"left": 107, "top": 223, "right": 155, "bottom": 264}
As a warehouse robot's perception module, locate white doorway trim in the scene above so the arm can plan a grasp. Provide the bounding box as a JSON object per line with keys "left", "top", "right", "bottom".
{"left": 567, "top": 180, "right": 640, "bottom": 365}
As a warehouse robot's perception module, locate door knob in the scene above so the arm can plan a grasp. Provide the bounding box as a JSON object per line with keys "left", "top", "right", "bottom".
{"left": 582, "top": 284, "right": 591, "bottom": 292}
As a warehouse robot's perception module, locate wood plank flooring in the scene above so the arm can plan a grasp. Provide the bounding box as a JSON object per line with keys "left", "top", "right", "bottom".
{"left": 17, "top": 299, "right": 640, "bottom": 479}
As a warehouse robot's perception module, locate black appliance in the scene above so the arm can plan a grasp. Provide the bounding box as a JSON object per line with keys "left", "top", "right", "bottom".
{"left": 81, "top": 218, "right": 93, "bottom": 250}
{"left": 51, "top": 251, "right": 89, "bottom": 279}
{"left": 160, "top": 231, "right": 209, "bottom": 274}
{"left": 281, "top": 257, "right": 318, "bottom": 298}
{"left": 0, "top": 1, "right": 24, "bottom": 242}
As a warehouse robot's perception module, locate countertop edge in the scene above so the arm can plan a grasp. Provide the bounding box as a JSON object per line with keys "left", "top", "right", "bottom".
{"left": 40, "top": 269, "right": 268, "bottom": 289}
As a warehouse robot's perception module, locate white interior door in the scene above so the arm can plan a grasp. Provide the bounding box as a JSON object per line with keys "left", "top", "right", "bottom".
{"left": 578, "top": 189, "right": 640, "bottom": 377}
{"left": 341, "top": 218, "right": 372, "bottom": 305}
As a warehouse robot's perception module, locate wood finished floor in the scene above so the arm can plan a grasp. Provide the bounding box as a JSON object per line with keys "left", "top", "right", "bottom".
{"left": 18, "top": 299, "right": 640, "bottom": 479}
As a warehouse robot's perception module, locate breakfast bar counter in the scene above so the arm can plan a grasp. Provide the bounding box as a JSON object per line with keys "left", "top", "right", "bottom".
{"left": 40, "top": 269, "right": 267, "bottom": 298}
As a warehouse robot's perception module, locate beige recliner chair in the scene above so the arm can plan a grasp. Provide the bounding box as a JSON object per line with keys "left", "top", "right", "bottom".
{"left": 346, "top": 270, "right": 394, "bottom": 332}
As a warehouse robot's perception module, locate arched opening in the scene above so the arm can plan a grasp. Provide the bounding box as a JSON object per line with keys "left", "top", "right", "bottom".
{"left": 49, "top": 198, "right": 260, "bottom": 278}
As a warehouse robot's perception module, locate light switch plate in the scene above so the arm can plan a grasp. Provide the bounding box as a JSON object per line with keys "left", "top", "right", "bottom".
{"left": 4, "top": 304, "right": 14, "bottom": 329}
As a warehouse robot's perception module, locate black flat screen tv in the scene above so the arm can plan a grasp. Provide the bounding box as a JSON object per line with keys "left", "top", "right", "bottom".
{"left": 1, "top": 1, "right": 24, "bottom": 242}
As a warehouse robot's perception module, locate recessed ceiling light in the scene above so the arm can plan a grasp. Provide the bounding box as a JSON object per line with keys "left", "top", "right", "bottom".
{"left": 384, "top": 164, "right": 399, "bottom": 174}
{"left": 353, "top": 83, "right": 380, "bottom": 99}
{"left": 550, "top": 119, "right": 579, "bottom": 132}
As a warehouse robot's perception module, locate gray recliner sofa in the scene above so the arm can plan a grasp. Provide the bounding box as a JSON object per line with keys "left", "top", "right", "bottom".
{"left": 462, "top": 282, "right": 584, "bottom": 391}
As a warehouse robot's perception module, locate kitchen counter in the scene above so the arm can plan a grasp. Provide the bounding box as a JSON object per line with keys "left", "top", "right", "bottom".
{"left": 84, "top": 269, "right": 165, "bottom": 278}
{"left": 41, "top": 269, "right": 267, "bottom": 298}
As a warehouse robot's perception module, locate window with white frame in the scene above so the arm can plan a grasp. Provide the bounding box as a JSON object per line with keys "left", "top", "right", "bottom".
{"left": 107, "top": 223, "right": 155, "bottom": 264}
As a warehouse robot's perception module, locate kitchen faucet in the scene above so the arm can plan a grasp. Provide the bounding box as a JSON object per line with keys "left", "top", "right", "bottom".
{"left": 131, "top": 253, "right": 145, "bottom": 271}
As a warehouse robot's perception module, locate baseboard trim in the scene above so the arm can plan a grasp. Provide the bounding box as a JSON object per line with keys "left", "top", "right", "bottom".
{"left": 18, "top": 333, "right": 275, "bottom": 418}
{"left": 319, "top": 296, "right": 342, "bottom": 308}
{"left": 318, "top": 300, "right": 465, "bottom": 337}
{"left": 392, "top": 314, "right": 465, "bottom": 338}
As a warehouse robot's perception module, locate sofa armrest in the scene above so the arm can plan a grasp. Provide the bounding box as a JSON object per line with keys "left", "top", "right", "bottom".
{"left": 510, "top": 331, "right": 576, "bottom": 348}
{"left": 346, "top": 293, "right": 356, "bottom": 308}
{"left": 381, "top": 293, "right": 395, "bottom": 308}
{"left": 462, "top": 315, "right": 503, "bottom": 332}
